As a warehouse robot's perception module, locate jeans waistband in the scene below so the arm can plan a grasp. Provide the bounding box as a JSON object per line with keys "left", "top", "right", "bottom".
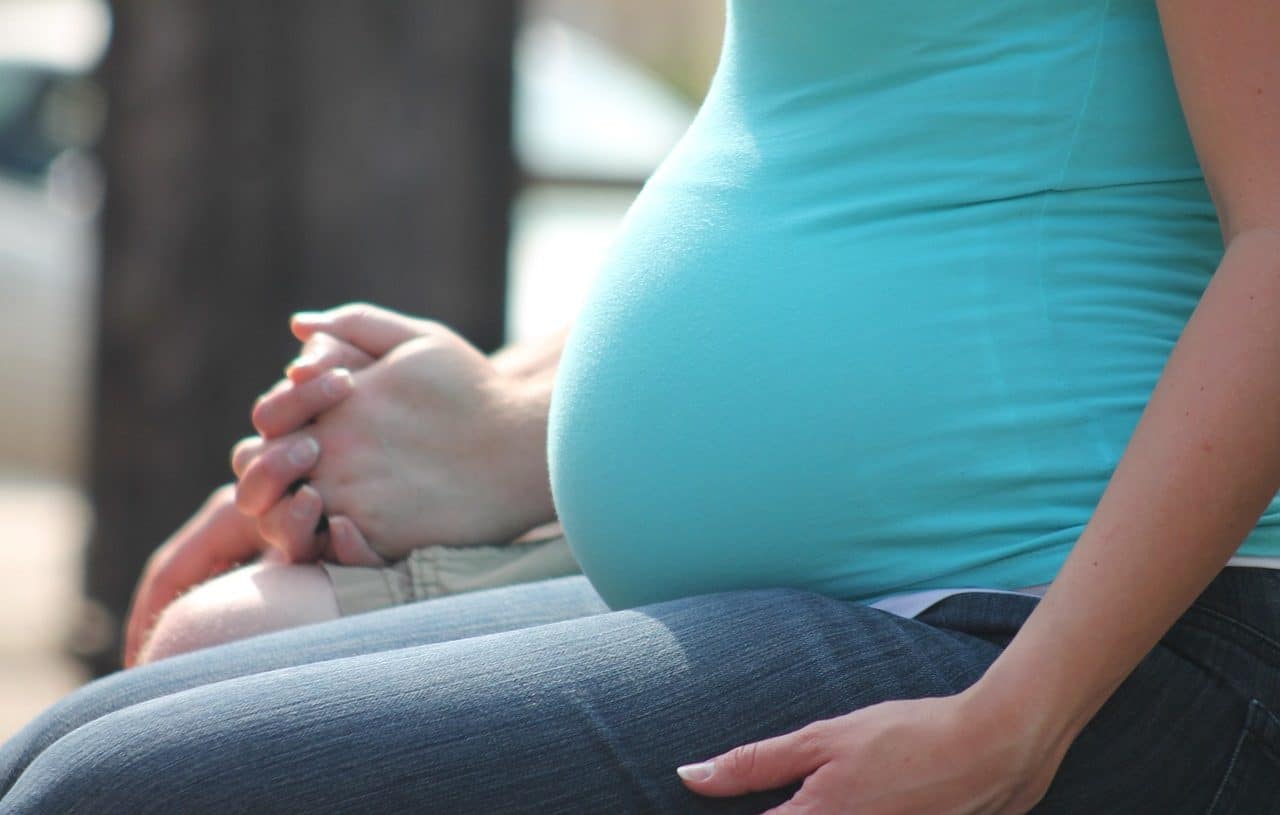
{"left": 921, "top": 565, "right": 1280, "bottom": 713}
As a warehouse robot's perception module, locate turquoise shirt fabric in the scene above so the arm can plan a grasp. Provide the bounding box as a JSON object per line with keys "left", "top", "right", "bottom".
{"left": 547, "top": 0, "right": 1280, "bottom": 610}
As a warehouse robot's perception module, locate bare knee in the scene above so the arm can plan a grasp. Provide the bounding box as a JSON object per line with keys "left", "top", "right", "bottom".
{"left": 138, "top": 563, "right": 340, "bottom": 664}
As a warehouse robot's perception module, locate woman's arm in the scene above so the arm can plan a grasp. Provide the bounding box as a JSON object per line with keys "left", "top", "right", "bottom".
{"left": 681, "top": 3, "right": 1280, "bottom": 811}
{"left": 976, "top": 0, "right": 1280, "bottom": 746}
{"left": 977, "top": 228, "right": 1280, "bottom": 746}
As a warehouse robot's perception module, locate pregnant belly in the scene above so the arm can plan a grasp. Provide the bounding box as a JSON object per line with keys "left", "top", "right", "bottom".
{"left": 548, "top": 183, "right": 1125, "bottom": 609}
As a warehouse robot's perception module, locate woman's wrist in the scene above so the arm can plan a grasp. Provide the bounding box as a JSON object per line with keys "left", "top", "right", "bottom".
{"left": 963, "top": 640, "right": 1097, "bottom": 751}
{"left": 956, "top": 651, "right": 1089, "bottom": 768}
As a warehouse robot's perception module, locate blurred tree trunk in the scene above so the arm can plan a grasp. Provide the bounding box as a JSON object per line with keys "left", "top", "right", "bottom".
{"left": 80, "top": 2, "right": 516, "bottom": 676}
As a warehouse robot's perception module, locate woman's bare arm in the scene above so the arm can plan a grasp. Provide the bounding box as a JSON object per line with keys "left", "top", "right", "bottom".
{"left": 973, "top": 0, "right": 1280, "bottom": 746}
{"left": 681, "top": 3, "right": 1280, "bottom": 810}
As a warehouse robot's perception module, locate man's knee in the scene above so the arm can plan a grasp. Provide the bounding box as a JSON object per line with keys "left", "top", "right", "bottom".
{"left": 138, "top": 563, "right": 340, "bottom": 664}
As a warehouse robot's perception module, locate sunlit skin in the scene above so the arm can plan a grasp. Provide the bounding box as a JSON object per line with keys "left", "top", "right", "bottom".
{"left": 232, "top": 307, "right": 558, "bottom": 563}
{"left": 124, "top": 328, "right": 384, "bottom": 667}
{"left": 125, "top": 306, "right": 566, "bottom": 667}
{"left": 124, "top": 0, "right": 1279, "bottom": 810}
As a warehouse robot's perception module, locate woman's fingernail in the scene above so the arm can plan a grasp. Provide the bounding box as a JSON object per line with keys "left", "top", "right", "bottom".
{"left": 676, "top": 761, "right": 715, "bottom": 782}
{"left": 293, "top": 311, "right": 324, "bottom": 324}
{"left": 289, "top": 437, "right": 320, "bottom": 467}
{"left": 321, "top": 369, "right": 353, "bottom": 398}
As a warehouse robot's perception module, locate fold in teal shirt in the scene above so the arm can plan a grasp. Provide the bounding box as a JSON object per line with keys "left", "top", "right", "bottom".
{"left": 548, "top": 0, "right": 1280, "bottom": 609}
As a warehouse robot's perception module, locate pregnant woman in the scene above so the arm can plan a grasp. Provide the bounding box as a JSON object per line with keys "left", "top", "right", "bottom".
{"left": 4, "top": 0, "right": 1279, "bottom": 811}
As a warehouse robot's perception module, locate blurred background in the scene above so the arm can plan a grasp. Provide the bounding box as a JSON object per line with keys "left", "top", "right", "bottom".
{"left": 0, "top": 0, "right": 723, "bottom": 739}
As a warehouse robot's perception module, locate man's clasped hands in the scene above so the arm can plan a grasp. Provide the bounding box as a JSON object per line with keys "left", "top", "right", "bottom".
{"left": 122, "top": 303, "right": 562, "bottom": 668}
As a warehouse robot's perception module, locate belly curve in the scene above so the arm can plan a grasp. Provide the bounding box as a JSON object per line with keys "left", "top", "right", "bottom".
{"left": 545, "top": 0, "right": 1233, "bottom": 608}
{"left": 547, "top": 175, "right": 1123, "bottom": 609}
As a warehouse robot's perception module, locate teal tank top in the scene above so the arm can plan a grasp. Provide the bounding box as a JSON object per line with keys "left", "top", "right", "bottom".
{"left": 547, "top": 0, "right": 1280, "bottom": 610}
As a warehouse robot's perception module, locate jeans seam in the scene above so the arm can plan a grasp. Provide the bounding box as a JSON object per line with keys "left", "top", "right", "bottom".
{"left": 1185, "top": 604, "right": 1280, "bottom": 664}
{"left": 1205, "top": 722, "right": 1249, "bottom": 815}
{"left": 1155, "top": 633, "right": 1241, "bottom": 702}
{"left": 1245, "top": 699, "right": 1280, "bottom": 763}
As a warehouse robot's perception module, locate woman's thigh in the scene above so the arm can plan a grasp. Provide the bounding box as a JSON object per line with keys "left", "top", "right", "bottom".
{"left": 0, "top": 575, "right": 610, "bottom": 796}
{"left": 3, "top": 585, "right": 1256, "bottom": 814}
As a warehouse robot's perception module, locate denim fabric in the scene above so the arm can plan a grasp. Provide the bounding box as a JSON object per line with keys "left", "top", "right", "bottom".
{"left": 0, "top": 575, "right": 614, "bottom": 797}
{"left": 2, "top": 569, "right": 1277, "bottom": 814}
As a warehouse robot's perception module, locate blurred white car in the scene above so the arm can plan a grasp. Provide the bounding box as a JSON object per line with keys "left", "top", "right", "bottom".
{"left": 0, "top": 0, "right": 108, "bottom": 479}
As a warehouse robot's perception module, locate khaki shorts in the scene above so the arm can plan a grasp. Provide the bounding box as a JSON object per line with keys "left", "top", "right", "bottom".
{"left": 319, "top": 531, "right": 582, "bottom": 617}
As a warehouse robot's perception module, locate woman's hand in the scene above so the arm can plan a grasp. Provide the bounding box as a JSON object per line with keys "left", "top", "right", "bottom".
{"left": 233, "top": 309, "right": 557, "bottom": 563}
{"left": 122, "top": 484, "right": 272, "bottom": 668}
{"left": 122, "top": 309, "right": 405, "bottom": 666}
{"left": 678, "top": 688, "right": 1072, "bottom": 815}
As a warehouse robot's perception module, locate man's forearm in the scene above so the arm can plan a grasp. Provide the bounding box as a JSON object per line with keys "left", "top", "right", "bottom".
{"left": 489, "top": 323, "right": 573, "bottom": 528}
{"left": 489, "top": 323, "right": 572, "bottom": 383}
{"left": 969, "top": 227, "right": 1280, "bottom": 748}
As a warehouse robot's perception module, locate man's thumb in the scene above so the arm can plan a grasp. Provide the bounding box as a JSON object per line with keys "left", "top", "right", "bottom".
{"left": 677, "top": 728, "right": 824, "bottom": 797}
{"left": 292, "top": 303, "right": 429, "bottom": 357}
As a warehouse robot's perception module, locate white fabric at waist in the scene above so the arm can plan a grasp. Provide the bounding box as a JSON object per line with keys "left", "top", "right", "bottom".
{"left": 870, "top": 554, "right": 1280, "bottom": 620}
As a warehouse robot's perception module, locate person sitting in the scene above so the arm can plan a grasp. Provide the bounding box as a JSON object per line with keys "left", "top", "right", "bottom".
{"left": 3, "top": 1, "right": 1280, "bottom": 811}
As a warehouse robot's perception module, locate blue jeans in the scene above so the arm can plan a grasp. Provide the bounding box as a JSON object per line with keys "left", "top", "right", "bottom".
{"left": 2, "top": 569, "right": 1278, "bottom": 813}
